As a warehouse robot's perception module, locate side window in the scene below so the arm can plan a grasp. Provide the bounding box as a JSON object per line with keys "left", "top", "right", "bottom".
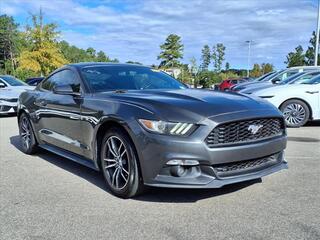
{"left": 54, "top": 70, "right": 80, "bottom": 92}
{"left": 41, "top": 70, "right": 80, "bottom": 92}
{"left": 285, "top": 70, "right": 299, "bottom": 79}
{"left": 231, "top": 80, "right": 238, "bottom": 84}
{"left": 41, "top": 76, "right": 55, "bottom": 91}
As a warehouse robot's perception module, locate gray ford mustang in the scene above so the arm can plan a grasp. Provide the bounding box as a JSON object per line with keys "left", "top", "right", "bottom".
{"left": 18, "top": 63, "right": 287, "bottom": 198}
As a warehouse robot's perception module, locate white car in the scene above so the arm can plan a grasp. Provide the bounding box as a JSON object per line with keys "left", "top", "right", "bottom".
{"left": 0, "top": 75, "right": 34, "bottom": 115}
{"left": 253, "top": 76, "right": 320, "bottom": 127}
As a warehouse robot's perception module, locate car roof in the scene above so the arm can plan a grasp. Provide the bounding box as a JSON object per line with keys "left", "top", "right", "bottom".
{"left": 67, "top": 62, "right": 148, "bottom": 69}
{"left": 288, "top": 66, "right": 320, "bottom": 70}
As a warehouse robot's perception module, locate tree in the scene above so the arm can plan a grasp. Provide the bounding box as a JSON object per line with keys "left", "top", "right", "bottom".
{"left": 126, "top": 61, "right": 142, "bottom": 65}
{"left": 86, "top": 47, "right": 96, "bottom": 60}
{"left": 190, "top": 56, "right": 199, "bottom": 87}
{"left": 212, "top": 43, "right": 225, "bottom": 72}
{"left": 96, "top": 51, "right": 110, "bottom": 62}
{"left": 261, "top": 63, "right": 274, "bottom": 74}
{"left": 177, "top": 64, "right": 193, "bottom": 84}
{"left": 17, "top": 10, "right": 67, "bottom": 76}
{"left": 305, "top": 31, "right": 320, "bottom": 66}
{"left": 0, "top": 15, "right": 20, "bottom": 72}
{"left": 158, "top": 34, "right": 183, "bottom": 68}
{"left": 250, "top": 63, "right": 262, "bottom": 77}
{"left": 225, "top": 62, "right": 230, "bottom": 71}
{"left": 200, "top": 45, "right": 210, "bottom": 70}
{"left": 285, "top": 45, "right": 305, "bottom": 67}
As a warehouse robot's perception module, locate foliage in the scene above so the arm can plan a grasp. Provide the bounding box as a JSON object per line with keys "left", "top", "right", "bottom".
{"left": 17, "top": 11, "right": 68, "bottom": 76}
{"left": 176, "top": 64, "right": 193, "bottom": 84}
{"left": 250, "top": 63, "right": 261, "bottom": 77}
{"left": 189, "top": 57, "right": 199, "bottom": 86}
{"left": 218, "top": 71, "right": 238, "bottom": 80}
{"left": 200, "top": 45, "right": 210, "bottom": 70}
{"left": 58, "top": 40, "right": 116, "bottom": 63}
{"left": 249, "top": 63, "right": 274, "bottom": 77}
{"left": 261, "top": 63, "right": 274, "bottom": 74}
{"left": 225, "top": 62, "right": 230, "bottom": 71}
{"left": 211, "top": 43, "right": 225, "bottom": 72}
{"left": 126, "top": 61, "right": 142, "bottom": 65}
{"left": 0, "top": 15, "right": 21, "bottom": 73}
{"left": 158, "top": 34, "right": 184, "bottom": 68}
{"left": 285, "top": 45, "right": 305, "bottom": 67}
{"left": 305, "top": 31, "right": 320, "bottom": 66}
{"left": 198, "top": 71, "right": 222, "bottom": 88}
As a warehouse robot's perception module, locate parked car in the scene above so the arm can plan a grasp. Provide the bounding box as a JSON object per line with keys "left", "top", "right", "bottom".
{"left": 26, "top": 77, "right": 44, "bottom": 86}
{"left": 239, "top": 71, "right": 320, "bottom": 94}
{"left": 219, "top": 78, "right": 246, "bottom": 91}
{"left": 254, "top": 75, "right": 320, "bottom": 127}
{"left": 233, "top": 66, "right": 320, "bottom": 92}
{"left": 230, "top": 71, "right": 278, "bottom": 91}
{"left": 18, "top": 63, "right": 287, "bottom": 198}
{"left": 0, "top": 75, "right": 34, "bottom": 115}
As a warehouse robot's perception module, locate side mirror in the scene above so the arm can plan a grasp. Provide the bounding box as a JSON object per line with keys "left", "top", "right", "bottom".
{"left": 272, "top": 79, "right": 280, "bottom": 84}
{"left": 0, "top": 82, "right": 6, "bottom": 88}
{"left": 53, "top": 85, "right": 80, "bottom": 96}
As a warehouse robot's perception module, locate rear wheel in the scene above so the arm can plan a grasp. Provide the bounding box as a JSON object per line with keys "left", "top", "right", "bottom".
{"left": 100, "top": 128, "right": 144, "bottom": 198}
{"left": 19, "top": 113, "right": 38, "bottom": 154}
{"left": 280, "top": 100, "right": 310, "bottom": 127}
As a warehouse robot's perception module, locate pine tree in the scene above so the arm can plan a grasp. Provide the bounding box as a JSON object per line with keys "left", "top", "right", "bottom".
{"left": 200, "top": 45, "right": 210, "bottom": 70}
{"left": 157, "top": 34, "right": 183, "bottom": 68}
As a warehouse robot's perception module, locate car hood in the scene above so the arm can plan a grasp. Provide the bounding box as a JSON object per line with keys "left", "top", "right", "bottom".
{"left": 0, "top": 86, "right": 34, "bottom": 98}
{"left": 95, "top": 89, "right": 279, "bottom": 121}
{"left": 240, "top": 82, "right": 273, "bottom": 94}
{"left": 233, "top": 81, "right": 260, "bottom": 90}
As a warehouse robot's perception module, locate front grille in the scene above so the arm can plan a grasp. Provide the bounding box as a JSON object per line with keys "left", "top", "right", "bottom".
{"left": 0, "top": 105, "right": 12, "bottom": 112}
{"left": 213, "top": 153, "right": 281, "bottom": 178}
{"left": 206, "top": 118, "right": 284, "bottom": 147}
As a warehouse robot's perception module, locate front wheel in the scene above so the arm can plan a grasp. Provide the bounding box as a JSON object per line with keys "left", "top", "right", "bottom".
{"left": 100, "top": 128, "right": 144, "bottom": 198}
{"left": 19, "top": 113, "right": 38, "bottom": 154}
{"left": 280, "top": 100, "right": 310, "bottom": 127}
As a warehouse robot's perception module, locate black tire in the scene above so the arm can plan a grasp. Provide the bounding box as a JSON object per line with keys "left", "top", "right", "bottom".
{"left": 280, "top": 99, "right": 310, "bottom": 127}
{"left": 100, "top": 127, "right": 144, "bottom": 198}
{"left": 19, "top": 113, "right": 38, "bottom": 154}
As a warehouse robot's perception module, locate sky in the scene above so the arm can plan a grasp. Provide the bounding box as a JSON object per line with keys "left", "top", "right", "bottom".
{"left": 1, "top": 0, "right": 319, "bottom": 69}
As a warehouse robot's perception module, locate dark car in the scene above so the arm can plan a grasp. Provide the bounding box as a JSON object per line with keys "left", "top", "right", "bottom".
{"left": 26, "top": 77, "right": 44, "bottom": 86}
{"left": 18, "top": 63, "right": 287, "bottom": 198}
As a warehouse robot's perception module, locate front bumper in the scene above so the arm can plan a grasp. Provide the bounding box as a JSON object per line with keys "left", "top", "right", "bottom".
{"left": 0, "top": 100, "right": 18, "bottom": 114}
{"left": 130, "top": 110, "right": 288, "bottom": 189}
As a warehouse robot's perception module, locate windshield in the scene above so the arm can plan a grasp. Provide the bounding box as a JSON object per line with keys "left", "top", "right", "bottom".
{"left": 255, "top": 71, "right": 275, "bottom": 82}
{"left": 279, "top": 72, "right": 305, "bottom": 85}
{"left": 81, "top": 66, "right": 187, "bottom": 92}
{"left": 261, "top": 71, "right": 283, "bottom": 82}
{"left": 301, "top": 75, "right": 320, "bottom": 84}
{"left": 0, "top": 76, "right": 27, "bottom": 86}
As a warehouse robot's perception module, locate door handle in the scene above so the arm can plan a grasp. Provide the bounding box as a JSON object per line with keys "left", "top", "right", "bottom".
{"left": 306, "top": 91, "right": 319, "bottom": 94}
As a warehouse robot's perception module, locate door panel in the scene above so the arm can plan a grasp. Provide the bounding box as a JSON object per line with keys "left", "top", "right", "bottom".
{"left": 36, "top": 69, "right": 85, "bottom": 156}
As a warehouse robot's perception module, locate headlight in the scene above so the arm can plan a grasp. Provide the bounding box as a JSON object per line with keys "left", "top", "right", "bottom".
{"left": 259, "top": 95, "right": 274, "bottom": 98}
{"left": 138, "top": 119, "right": 195, "bottom": 136}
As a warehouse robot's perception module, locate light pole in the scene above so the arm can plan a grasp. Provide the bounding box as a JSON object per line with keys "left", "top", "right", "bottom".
{"left": 246, "top": 40, "right": 252, "bottom": 77}
{"left": 315, "top": 0, "right": 320, "bottom": 66}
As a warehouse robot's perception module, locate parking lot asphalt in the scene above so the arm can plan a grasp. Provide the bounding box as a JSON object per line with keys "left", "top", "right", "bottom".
{"left": 0, "top": 116, "right": 320, "bottom": 240}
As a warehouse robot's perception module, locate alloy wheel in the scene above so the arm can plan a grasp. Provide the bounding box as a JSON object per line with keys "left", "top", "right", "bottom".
{"left": 20, "top": 117, "right": 32, "bottom": 150}
{"left": 283, "top": 103, "right": 306, "bottom": 126}
{"left": 103, "top": 136, "right": 130, "bottom": 190}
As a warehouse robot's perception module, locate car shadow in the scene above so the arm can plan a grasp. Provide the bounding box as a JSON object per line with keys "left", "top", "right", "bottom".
{"left": 10, "top": 135, "right": 261, "bottom": 203}
{"left": 305, "top": 120, "right": 320, "bottom": 127}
